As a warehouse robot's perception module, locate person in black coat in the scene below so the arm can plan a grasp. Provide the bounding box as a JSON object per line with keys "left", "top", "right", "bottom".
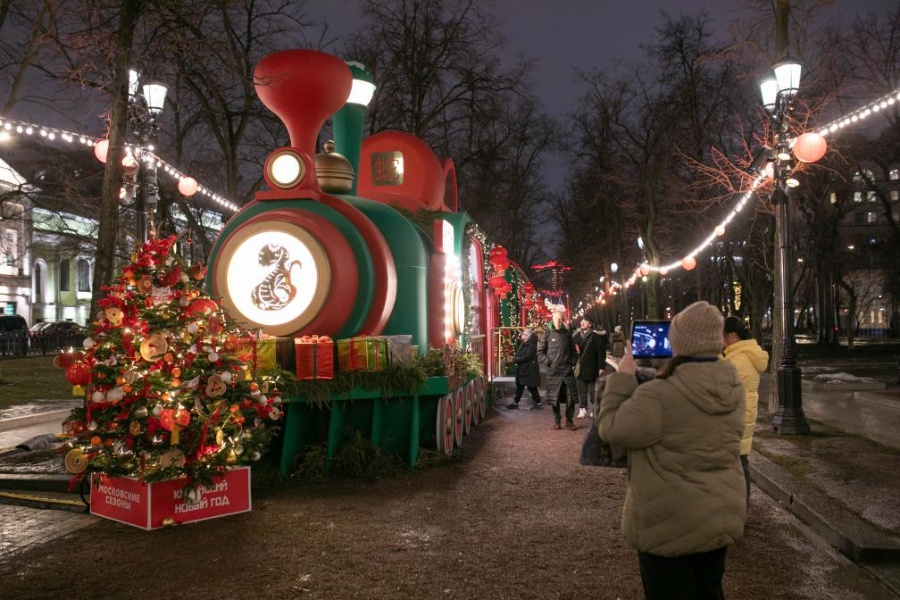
{"left": 574, "top": 317, "right": 607, "bottom": 419}
{"left": 507, "top": 328, "right": 543, "bottom": 410}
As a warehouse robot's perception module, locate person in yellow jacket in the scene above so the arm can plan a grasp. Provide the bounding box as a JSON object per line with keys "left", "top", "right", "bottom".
{"left": 723, "top": 316, "right": 770, "bottom": 506}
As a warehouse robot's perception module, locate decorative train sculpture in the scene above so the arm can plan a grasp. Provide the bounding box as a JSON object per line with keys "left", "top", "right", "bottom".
{"left": 204, "top": 49, "right": 539, "bottom": 471}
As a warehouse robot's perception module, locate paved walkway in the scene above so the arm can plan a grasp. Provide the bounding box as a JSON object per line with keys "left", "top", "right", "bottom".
{"left": 2, "top": 370, "right": 900, "bottom": 595}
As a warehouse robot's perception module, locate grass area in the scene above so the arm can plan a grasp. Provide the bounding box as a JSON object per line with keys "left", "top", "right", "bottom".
{"left": 0, "top": 356, "right": 76, "bottom": 410}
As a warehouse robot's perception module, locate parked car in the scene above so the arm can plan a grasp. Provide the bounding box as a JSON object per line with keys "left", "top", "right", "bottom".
{"left": 0, "top": 314, "right": 29, "bottom": 356}
{"left": 30, "top": 321, "right": 51, "bottom": 333}
{"left": 39, "top": 320, "right": 86, "bottom": 335}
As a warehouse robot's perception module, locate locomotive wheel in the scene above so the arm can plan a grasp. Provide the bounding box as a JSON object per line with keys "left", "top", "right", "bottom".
{"left": 453, "top": 388, "right": 465, "bottom": 448}
{"left": 436, "top": 394, "right": 454, "bottom": 455}
{"left": 463, "top": 382, "right": 474, "bottom": 434}
{"left": 470, "top": 380, "right": 481, "bottom": 426}
{"left": 475, "top": 377, "right": 486, "bottom": 421}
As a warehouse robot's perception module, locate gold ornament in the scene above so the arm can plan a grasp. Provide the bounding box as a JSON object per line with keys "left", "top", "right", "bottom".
{"left": 215, "top": 428, "right": 224, "bottom": 445}
{"left": 225, "top": 448, "right": 238, "bottom": 465}
{"left": 105, "top": 307, "right": 124, "bottom": 326}
{"left": 64, "top": 448, "right": 88, "bottom": 474}
{"left": 129, "top": 421, "right": 143, "bottom": 436}
{"left": 140, "top": 334, "right": 168, "bottom": 362}
{"left": 159, "top": 449, "right": 186, "bottom": 469}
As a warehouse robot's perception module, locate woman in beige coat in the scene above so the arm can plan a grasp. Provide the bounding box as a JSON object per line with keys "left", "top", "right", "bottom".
{"left": 723, "top": 316, "right": 770, "bottom": 506}
{"left": 599, "top": 301, "right": 746, "bottom": 599}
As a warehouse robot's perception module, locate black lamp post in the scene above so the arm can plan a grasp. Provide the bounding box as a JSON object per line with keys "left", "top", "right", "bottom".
{"left": 126, "top": 69, "right": 167, "bottom": 243}
{"left": 759, "top": 58, "right": 810, "bottom": 435}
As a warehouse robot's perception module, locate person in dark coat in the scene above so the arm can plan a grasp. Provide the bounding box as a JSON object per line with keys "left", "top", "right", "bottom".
{"left": 574, "top": 317, "right": 607, "bottom": 419}
{"left": 507, "top": 328, "right": 542, "bottom": 410}
{"left": 538, "top": 310, "right": 578, "bottom": 430}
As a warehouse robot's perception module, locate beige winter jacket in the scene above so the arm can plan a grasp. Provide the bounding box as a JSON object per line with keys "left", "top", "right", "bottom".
{"left": 599, "top": 361, "right": 747, "bottom": 556}
{"left": 723, "top": 339, "right": 770, "bottom": 455}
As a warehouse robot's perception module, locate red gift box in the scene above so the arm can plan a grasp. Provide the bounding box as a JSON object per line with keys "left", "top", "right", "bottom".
{"left": 294, "top": 335, "right": 335, "bottom": 380}
{"left": 90, "top": 467, "right": 251, "bottom": 530}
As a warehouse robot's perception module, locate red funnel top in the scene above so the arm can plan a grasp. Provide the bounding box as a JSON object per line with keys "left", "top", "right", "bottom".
{"left": 254, "top": 50, "right": 352, "bottom": 157}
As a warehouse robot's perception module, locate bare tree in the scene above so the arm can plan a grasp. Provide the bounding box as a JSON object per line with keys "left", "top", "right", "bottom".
{"left": 342, "top": 0, "right": 553, "bottom": 263}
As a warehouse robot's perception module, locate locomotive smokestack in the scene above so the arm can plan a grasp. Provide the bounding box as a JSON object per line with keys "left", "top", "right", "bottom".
{"left": 253, "top": 50, "right": 353, "bottom": 188}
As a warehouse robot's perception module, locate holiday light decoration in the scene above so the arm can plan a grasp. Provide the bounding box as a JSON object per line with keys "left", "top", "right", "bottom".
{"left": 1, "top": 83, "right": 898, "bottom": 286}
{"left": 0, "top": 115, "right": 239, "bottom": 213}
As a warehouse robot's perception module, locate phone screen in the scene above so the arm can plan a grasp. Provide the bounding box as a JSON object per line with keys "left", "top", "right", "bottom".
{"left": 630, "top": 320, "right": 673, "bottom": 358}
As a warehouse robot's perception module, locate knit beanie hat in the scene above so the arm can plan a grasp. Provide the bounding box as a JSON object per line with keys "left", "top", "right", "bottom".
{"left": 668, "top": 301, "right": 725, "bottom": 358}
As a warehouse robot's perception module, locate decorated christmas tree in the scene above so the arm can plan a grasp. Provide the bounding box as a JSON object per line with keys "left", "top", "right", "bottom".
{"left": 63, "top": 235, "right": 285, "bottom": 487}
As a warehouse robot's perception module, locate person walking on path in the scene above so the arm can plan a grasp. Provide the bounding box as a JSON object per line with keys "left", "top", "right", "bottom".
{"left": 507, "top": 328, "right": 543, "bottom": 410}
{"left": 598, "top": 301, "right": 747, "bottom": 599}
{"left": 573, "top": 317, "right": 606, "bottom": 419}
{"left": 610, "top": 325, "right": 626, "bottom": 358}
{"left": 723, "top": 315, "right": 769, "bottom": 507}
{"left": 539, "top": 310, "right": 578, "bottom": 430}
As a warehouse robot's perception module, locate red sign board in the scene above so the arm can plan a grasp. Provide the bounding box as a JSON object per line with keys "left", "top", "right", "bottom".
{"left": 90, "top": 467, "right": 251, "bottom": 530}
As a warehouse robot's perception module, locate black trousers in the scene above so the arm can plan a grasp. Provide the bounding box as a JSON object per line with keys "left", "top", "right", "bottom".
{"left": 514, "top": 385, "right": 540, "bottom": 404}
{"left": 638, "top": 547, "right": 727, "bottom": 600}
{"left": 740, "top": 454, "right": 751, "bottom": 507}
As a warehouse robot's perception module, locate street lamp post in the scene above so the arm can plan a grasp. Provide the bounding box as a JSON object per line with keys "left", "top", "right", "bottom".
{"left": 759, "top": 58, "right": 810, "bottom": 435}
{"left": 127, "top": 69, "right": 167, "bottom": 243}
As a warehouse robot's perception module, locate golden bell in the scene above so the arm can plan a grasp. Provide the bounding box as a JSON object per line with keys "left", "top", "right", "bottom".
{"left": 315, "top": 140, "right": 354, "bottom": 194}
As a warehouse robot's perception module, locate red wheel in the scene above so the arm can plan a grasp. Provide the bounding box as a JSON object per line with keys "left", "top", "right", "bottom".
{"left": 470, "top": 381, "right": 481, "bottom": 426}
{"left": 475, "top": 377, "right": 486, "bottom": 420}
{"left": 453, "top": 388, "right": 465, "bottom": 448}
{"left": 436, "top": 394, "right": 454, "bottom": 455}
{"left": 463, "top": 382, "right": 474, "bottom": 434}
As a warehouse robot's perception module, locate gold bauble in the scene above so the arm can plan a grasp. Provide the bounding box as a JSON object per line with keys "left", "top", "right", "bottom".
{"left": 315, "top": 140, "right": 354, "bottom": 194}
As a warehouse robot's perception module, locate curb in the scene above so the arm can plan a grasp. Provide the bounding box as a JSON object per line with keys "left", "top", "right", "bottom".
{"left": 749, "top": 451, "right": 900, "bottom": 595}
{"left": 0, "top": 409, "right": 71, "bottom": 433}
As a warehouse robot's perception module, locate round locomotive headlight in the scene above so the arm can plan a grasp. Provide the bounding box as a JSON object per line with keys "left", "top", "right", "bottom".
{"left": 266, "top": 149, "right": 307, "bottom": 189}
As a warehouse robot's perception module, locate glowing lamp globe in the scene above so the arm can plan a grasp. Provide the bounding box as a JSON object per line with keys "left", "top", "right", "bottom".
{"left": 659, "top": 267, "right": 669, "bottom": 276}
{"left": 682, "top": 256, "right": 697, "bottom": 271}
{"left": 793, "top": 132, "right": 828, "bottom": 163}
{"left": 639, "top": 264, "right": 651, "bottom": 276}
{"left": 94, "top": 139, "right": 109, "bottom": 163}
{"left": 121, "top": 154, "right": 139, "bottom": 174}
{"left": 715, "top": 225, "right": 726, "bottom": 237}
{"left": 178, "top": 176, "right": 199, "bottom": 196}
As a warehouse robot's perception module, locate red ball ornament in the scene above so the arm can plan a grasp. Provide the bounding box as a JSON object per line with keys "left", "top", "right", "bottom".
{"left": 682, "top": 256, "right": 697, "bottom": 271}
{"left": 185, "top": 298, "right": 219, "bottom": 317}
{"left": 793, "top": 132, "right": 828, "bottom": 164}
{"left": 65, "top": 363, "right": 93, "bottom": 386}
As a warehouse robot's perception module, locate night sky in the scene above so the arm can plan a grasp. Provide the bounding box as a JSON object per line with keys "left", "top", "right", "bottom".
{"left": 309, "top": 0, "right": 895, "bottom": 118}
{"left": 307, "top": 0, "right": 895, "bottom": 190}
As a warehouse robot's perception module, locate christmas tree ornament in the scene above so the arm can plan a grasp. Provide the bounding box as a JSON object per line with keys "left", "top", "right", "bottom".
{"left": 65, "top": 449, "right": 88, "bottom": 473}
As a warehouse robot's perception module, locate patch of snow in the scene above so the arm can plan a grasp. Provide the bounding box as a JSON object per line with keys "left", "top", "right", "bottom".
{"left": 813, "top": 372, "right": 875, "bottom": 384}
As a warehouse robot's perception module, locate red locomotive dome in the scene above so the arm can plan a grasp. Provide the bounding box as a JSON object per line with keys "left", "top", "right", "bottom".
{"left": 357, "top": 131, "right": 458, "bottom": 213}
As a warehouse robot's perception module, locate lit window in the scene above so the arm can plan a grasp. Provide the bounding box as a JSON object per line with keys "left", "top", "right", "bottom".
{"left": 866, "top": 212, "right": 877, "bottom": 224}
{"left": 889, "top": 168, "right": 899, "bottom": 181}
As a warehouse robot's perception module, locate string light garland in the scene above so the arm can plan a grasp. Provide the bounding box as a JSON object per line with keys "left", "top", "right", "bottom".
{"left": 3, "top": 85, "right": 898, "bottom": 285}
{"left": 0, "top": 114, "right": 240, "bottom": 213}
{"left": 608, "top": 85, "right": 900, "bottom": 295}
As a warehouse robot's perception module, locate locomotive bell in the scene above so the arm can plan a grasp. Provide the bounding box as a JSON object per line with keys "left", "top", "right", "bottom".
{"left": 315, "top": 140, "right": 355, "bottom": 194}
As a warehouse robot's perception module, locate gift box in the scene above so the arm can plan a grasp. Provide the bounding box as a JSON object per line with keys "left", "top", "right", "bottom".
{"left": 383, "top": 335, "right": 413, "bottom": 362}
{"left": 257, "top": 337, "right": 277, "bottom": 371}
{"left": 90, "top": 467, "right": 251, "bottom": 530}
{"left": 337, "top": 336, "right": 390, "bottom": 372}
{"left": 256, "top": 337, "right": 295, "bottom": 372}
{"left": 294, "top": 335, "right": 335, "bottom": 380}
